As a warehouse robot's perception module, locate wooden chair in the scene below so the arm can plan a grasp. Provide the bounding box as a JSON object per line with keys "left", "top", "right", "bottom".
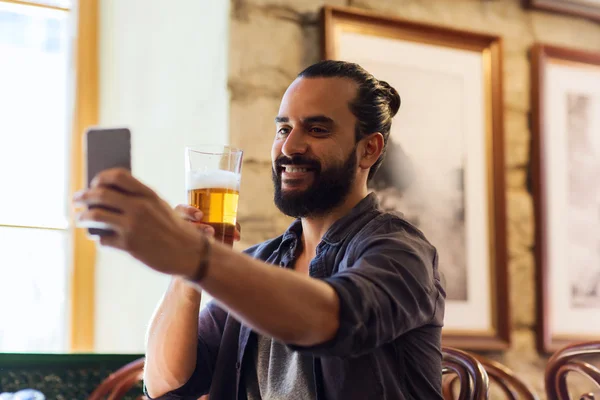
{"left": 545, "top": 341, "right": 600, "bottom": 400}
{"left": 442, "top": 347, "right": 489, "bottom": 400}
{"left": 445, "top": 355, "right": 539, "bottom": 399}
{"left": 477, "top": 356, "right": 539, "bottom": 400}
{"left": 88, "top": 357, "right": 146, "bottom": 400}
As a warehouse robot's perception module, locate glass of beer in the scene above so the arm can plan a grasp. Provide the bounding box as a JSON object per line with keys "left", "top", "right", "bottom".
{"left": 185, "top": 146, "right": 243, "bottom": 246}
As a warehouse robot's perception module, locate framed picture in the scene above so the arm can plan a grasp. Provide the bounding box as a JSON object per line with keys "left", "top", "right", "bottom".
{"left": 525, "top": 0, "right": 600, "bottom": 23}
{"left": 321, "top": 6, "right": 509, "bottom": 350}
{"left": 531, "top": 44, "right": 600, "bottom": 353}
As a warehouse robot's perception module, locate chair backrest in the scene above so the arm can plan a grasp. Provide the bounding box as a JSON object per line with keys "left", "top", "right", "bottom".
{"left": 442, "top": 347, "right": 489, "bottom": 400}
{"left": 476, "top": 356, "right": 540, "bottom": 400}
{"left": 88, "top": 357, "right": 146, "bottom": 400}
{"left": 545, "top": 341, "right": 600, "bottom": 400}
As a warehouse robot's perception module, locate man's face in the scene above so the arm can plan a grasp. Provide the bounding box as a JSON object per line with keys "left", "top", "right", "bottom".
{"left": 271, "top": 77, "right": 359, "bottom": 218}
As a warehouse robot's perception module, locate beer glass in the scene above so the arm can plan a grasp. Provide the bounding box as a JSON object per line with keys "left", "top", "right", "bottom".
{"left": 185, "top": 146, "right": 243, "bottom": 246}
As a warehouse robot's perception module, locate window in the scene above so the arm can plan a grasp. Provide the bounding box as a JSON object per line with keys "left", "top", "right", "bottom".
{"left": 0, "top": 0, "right": 74, "bottom": 353}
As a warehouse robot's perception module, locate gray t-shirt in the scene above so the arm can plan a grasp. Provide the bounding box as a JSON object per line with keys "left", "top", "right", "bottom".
{"left": 244, "top": 334, "right": 317, "bottom": 400}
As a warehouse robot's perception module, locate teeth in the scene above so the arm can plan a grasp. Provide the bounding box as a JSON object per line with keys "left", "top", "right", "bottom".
{"left": 285, "top": 166, "right": 308, "bottom": 173}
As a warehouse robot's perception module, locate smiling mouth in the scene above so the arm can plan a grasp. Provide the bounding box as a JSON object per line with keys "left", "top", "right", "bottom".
{"left": 279, "top": 165, "right": 316, "bottom": 174}
{"left": 284, "top": 166, "right": 311, "bottom": 173}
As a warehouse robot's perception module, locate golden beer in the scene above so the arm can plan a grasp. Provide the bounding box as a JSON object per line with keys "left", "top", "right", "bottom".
{"left": 187, "top": 170, "right": 240, "bottom": 246}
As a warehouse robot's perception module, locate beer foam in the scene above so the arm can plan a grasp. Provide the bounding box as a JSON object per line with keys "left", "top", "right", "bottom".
{"left": 186, "top": 169, "right": 241, "bottom": 191}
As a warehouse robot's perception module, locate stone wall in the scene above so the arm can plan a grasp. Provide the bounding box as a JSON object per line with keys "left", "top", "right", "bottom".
{"left": 228, "top": 0, "right": 600, "bottom": 397}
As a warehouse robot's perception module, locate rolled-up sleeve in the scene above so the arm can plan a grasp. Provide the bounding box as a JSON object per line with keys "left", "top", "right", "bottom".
{"left": 144, "top": 300, "right": 228, "bottom": 399}
{"left": 289, "top": 233, "right": 442, "bottom": 358}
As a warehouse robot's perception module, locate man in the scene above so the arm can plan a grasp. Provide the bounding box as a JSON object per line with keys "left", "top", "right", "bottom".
{"left": 74, "top": 60, "right": 445, "bottom": 399}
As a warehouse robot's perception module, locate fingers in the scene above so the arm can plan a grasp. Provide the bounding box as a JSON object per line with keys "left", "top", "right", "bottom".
{"left": 77, "top": 207, "right": 125, "bottom": 233}
{"left": 90, "top": 168, "right": 155, "bottom": 198}
{"left": 234, "top": 222, "right": 241, "bottom": 242}
{"left": 174, "top": 204, "right": 214, "bottom": 235}
{"left": 74, "top": 187, "right": 132, "bottom": 213}
{"left": 194, "top": 223, "right": 214, "bottom": 236}
{"left": 174, "top": 204, "right": 203, "bottom": 221}
{"left": 99, "top": 234, "right": 123, "bottom": 249}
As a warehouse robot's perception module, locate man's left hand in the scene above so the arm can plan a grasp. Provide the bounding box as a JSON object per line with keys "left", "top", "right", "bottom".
{"left": 73, "top": 168, "right": 203, "bottom": 278}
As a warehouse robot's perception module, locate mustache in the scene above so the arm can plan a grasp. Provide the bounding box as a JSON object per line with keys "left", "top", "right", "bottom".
{"left": 274, "top": 155, "right": 321, "bottom": 170}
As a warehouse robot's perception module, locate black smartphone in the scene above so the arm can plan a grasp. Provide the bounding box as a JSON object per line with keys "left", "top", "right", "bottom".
{"left": 83, "top": 127, "right": 132, "bottom": 236}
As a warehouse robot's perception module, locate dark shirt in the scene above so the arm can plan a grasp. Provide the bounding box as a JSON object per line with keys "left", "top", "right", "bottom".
{"left": 149, "top": 193, "right": 446, "bottom": 400}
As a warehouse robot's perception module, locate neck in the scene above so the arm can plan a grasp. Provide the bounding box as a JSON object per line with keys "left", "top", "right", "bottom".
{"left": 300, "top": 186, "right": 368, "bottom": 259}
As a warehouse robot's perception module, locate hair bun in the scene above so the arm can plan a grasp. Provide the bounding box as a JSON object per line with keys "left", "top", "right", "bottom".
{"left": 379, "top": 80, "right": 401, "bottom": 117}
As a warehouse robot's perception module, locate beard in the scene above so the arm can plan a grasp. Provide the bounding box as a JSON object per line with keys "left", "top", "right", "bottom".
{"left": 272, "top": 147, "right": 357, "bottom": 218}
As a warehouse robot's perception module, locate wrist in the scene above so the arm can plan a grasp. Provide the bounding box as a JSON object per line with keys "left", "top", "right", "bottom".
{"left": 184, "top": 233, "right": 213, "bottom": 284}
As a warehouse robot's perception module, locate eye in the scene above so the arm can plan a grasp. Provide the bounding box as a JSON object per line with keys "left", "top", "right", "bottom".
{"left": 277, "top": 127, "right": 290, "bottom": 137}
{"left": 309, "top": 126, "right": 329, "bottom": 134}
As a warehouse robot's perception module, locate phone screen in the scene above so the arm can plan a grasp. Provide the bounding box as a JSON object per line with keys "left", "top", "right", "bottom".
{"left": 83, "top": 127, "right": 132, "bottom": 236}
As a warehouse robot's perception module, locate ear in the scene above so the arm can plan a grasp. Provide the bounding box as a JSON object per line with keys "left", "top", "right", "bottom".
{"left": 358, "top": 132, "right": 385, "bottom": 171}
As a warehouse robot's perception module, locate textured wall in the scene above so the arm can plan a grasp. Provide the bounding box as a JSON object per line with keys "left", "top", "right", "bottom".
{"left": 228, "top": 0, "right": 600, "bottom": 397}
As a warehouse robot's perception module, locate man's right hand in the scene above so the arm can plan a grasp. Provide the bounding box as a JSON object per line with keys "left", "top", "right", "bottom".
{"left": 173, "top": 204, "right": 241, "bottom": 242}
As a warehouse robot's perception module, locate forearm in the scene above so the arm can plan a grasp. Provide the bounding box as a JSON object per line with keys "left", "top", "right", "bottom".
{"left": 144, "top": 278, "right": 201, "bottom": 398}
{"left": 194, "top": 242, "right": 340, "bottom": 346}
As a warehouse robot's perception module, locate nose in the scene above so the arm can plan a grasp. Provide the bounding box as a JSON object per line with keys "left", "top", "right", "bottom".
{"left": 281, "top": 127, "right": 309, "bottom": 157}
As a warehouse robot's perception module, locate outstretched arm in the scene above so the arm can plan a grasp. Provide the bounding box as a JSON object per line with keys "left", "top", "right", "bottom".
{"left": 74, "top": 168, "right": 340, "bottom": 348}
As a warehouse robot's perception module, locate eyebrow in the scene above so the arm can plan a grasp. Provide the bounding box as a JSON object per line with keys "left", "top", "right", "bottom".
{"left": 274, "top": 115, "right": 335, "bottom": 125}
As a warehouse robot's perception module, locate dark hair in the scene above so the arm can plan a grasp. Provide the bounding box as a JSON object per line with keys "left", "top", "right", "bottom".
{"left": 297, "top": 60, "right": 401, "bottom": 180}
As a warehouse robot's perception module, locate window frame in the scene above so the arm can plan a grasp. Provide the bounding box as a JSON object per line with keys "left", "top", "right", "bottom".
{"left": 68, "top": 0, "right": 98, "bottom": 352}
{"left": 0, "top": 0, "right": 98, "bottom": 352}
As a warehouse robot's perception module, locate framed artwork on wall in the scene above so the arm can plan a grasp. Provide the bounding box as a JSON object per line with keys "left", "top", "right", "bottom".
{"left": 321, "top": 6, "right": 509, "bottom": 350}
{"left": 531, "top": 44, "right": 600, "bottom": 353}
{"left": 524, "top": 0, "right": 600, "bottom": 23}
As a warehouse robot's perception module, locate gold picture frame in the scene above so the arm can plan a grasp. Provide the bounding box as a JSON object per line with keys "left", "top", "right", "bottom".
{"left": 525, "top": 0, "right": 600, "bottom": 23}
{"left": 531, "top": 43, "right": 600, "bottom": 353}
{"left": 322, "top": 6, "right": 509, "bottom": 350}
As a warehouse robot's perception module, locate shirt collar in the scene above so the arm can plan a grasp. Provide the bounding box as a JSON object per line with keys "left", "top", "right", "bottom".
{"left": 280, "top": 193, "right": 380, "bottom": 248}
